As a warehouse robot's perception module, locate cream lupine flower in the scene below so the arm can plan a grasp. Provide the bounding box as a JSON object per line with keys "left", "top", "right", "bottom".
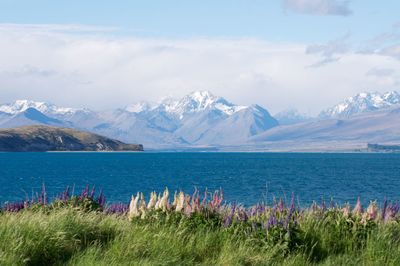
{"left": 366, "top": 201, "right": 377, "bottom": 220}
{"left": 139, "top": 192, "right": 147, "bottom": 219}
{"left": 155, "top": 194, "right": 161, "bottom": 210}
{"left": 176, "top": 191, "right": 185, "bottom": 212}
{"left": 147, "top": 191, "right": 157, "bottom": 209}
{"left": 128, "top": 193, "right": 140, "bottom": 221}
{"left": 159, "top": 188, "right": 169, "bottom": 211}
{"left": 172, "top": 191, "right": 177, "bottom": 207}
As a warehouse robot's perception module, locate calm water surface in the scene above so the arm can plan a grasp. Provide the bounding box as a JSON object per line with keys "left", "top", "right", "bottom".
{"left": 0, "top": 152, "right": 399, "bottom": 206}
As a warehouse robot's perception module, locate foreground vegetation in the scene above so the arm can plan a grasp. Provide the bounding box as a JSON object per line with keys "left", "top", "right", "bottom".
{"left": 1, "top": 186, "right": 400, "bottom": 265}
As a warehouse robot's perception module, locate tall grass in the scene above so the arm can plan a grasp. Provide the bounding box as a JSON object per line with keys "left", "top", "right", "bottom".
{"left": 1, "top": 187, "right": 400, "bottom": 265}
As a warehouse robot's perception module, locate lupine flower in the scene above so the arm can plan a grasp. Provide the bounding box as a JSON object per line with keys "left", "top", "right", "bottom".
{"left": 147, "top": 191, "right": 157, "bottom": 209}
{"left": 159, "top": 188, "right": 169, "bottom": 211}
{"left": 175, "top": 191, "right": 185, "bottom": 212}
{"left": 310, "top": 202, "right": 318, "bottom": 213}
{"left": 330, "top": 198, "right": 335, "bottom": 209}
{"left": 381, "top": 199, "right": 387, "bottom": 221}
{"left": 105, "top": 203, "right": 128, "bottom": 215}
{"left": 3, "top": 201, "right": 26, "bottom": 212}
{"left": 201, "top": 188, "right": 208, "bottom": 207}
{"left": 384, "top": 203, "right": 399, "bottom": 222}
{"left": 223, "top": 215, "right": 232, "bottom": 227}
{"left": 342, "top": 203, "right": 350, "bottom": 218}
{"left": 155, "top": 194, "right": 161, "bottom": 209}
{"left": 366, "top": 201, "right": 378, "bottom": 220}
{"left": 139, "top": 192, "right": 147, "bottom": 219}
{"left": 352, "top": 197, "right": 363, "bottom": 216}
{"left": 191, "top": 188, "right": 200, "bottom": 212}
{"left": 128, "top": 193, "right": 140, "bottom": 221}
{"left": 90, "top": 186, "right": 96, "bottom": 199}
{"left": 321, "top": 198, "right": 326, "bottom": 212}
{"left": 278, "top": 199, "right": 285, "bottom": 212}
{"left": 183, "top": 195, "right": 192, "bottom": 216}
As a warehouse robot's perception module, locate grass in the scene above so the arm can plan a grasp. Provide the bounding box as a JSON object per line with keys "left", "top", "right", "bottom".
{"left": 1, "top": 187, "right": 400, "bottom": 265}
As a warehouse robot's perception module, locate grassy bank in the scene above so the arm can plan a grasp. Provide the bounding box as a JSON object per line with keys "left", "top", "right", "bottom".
{"left": 1, "top": 187, "right": 400, "bottom": 265}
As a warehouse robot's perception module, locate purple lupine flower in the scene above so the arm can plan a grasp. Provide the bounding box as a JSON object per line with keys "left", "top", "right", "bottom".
{"left": 90, "top": 186, "right": 96, "bottom": 199}
{"left": 223, "top": 215, "right": 232, "bottom": 227}
{"left": 65, "top": 186, "right": 70, "bottom": 202}
{"left": 105, "top": 203, "right": 129, "bottom": 215}
{"left": 4, "top": 201, "right": 26, "bottom": 212}
{"left": 278, "top": 198, "right": 285, "bottom": 212}
{"left": 385, "top": 202, "right": 399, "bottom": 222}
{"left": 96, "top": 189, "right": 104, "bottom": 205}
{"left": 41, "top": 183, "right": 47, "bottom": 205}
{"left": 321, "top": 198, "right": 326, "bottom": 212}
{"left": 382, "top": 198, "right": 387, "bottom": 221}
{"left": 330, "top": 198, "right": 335, "bottom": 209}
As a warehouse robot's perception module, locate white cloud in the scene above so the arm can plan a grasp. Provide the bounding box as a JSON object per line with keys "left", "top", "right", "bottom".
{"left": 283, "top": 0, "right": 352, "bottom": 16}
{"left": 0, "top": 24, "right": 399, "bottom": 115}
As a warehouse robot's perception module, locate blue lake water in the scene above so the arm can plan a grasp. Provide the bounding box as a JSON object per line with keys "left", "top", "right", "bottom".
{"left": 0, "top": 152, "right": 400, "bottom": 207}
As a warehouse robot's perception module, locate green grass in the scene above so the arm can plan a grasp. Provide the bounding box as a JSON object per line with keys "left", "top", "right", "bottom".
{"left": 1, "top": 207, "right": 400, "bottom": 265}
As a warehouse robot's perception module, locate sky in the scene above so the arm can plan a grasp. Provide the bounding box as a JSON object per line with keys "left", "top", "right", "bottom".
{"left": 0, "top": 0, "right": 400, "bottom": 115}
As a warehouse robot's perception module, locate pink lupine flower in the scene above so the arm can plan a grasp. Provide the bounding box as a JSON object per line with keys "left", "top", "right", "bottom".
{"left": 191, "top": 188, "right": 200, "bottom": 212}
{"left": 366, "top": 201, "right": 377, "bottom": 220}
{"left": 201, "top": 188, "right": 208, "bottom": 207}
{"left": 342, "top": 204, "right": 350, "bottom": 218}
{"left": 352, "top": 197, "right": 363, "bottom": 216}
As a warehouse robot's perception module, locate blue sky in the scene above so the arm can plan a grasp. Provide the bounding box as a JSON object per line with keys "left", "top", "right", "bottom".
{"left": 1, "top": 0, "right": 399, "bottom": 42}
{"left": 0, "top": 0, "right": 399, "bottom": 114}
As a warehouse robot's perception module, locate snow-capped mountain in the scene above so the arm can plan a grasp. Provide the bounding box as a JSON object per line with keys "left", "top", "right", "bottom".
{"left": 319, "top": 91, "right": 400, "bottom": 119}
{"left": 0, "top": 100, "right": 78, "bottom": 116}
{"left": 0, "top": 91, "right": 279, "bottom": 148}
{"left": 274, "top": 109, "right": 312, "bottom": 125}
{"left": 159, "top": 91, "right": 248, "bottom": 119}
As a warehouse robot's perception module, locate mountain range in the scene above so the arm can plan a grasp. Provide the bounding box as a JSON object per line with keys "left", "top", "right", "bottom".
{"left": 1, "top": 90, "right": 400, "bottom": 151}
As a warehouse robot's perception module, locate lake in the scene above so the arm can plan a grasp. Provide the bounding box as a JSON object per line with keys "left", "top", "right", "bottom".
{"left": 0, "top": 152, "right": 399, "bottom": 206}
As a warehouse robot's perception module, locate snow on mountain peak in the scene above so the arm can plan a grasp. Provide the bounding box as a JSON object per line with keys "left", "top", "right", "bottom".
{"left": 0, "top": 100, "right": 78, "bottom": 115}
{"left": 125, "top": 102, "right": 154, "bottom": 113}
{"left": 127, "top": 91, "right": 249, "bottom": 119}
{"left": 167, "top": 91, "right": 248, "bottom": 118}
{"left": 319, "top": 91, "right": 400, "bottom": 119}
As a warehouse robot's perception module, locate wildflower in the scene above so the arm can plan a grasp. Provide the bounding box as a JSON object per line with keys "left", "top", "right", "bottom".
{"left": 381, "top": 199, "right": 387, "bottom": 221}
{"left": 155, "top": 194, "right": 161, "bottom": 209}
{"left": 223, "top": 215, "right": 232, "bottom": 227}
{"left": 159, "top": 188, "right": 169, "bottom": 211}
{"left": 366, "top": 201, "right": 378, "bottom": 220}
{"left": 176, "top": 191, "right": 185, "bottom": 212}
{"left": 139, "top": 192, "right": 147, "bottom": 219}
{"left": 352, "top": 197, "right": 363, "bottom": 216}
{"left": 128, "top": 193, "right": 140, "bottom": 221}
{"left": 342, "top": 203, "right": 350, "bottom": 218}
{"left": 384, "top": 203, "right": 399, "bottom": 223}
{"left": 147, "top": 191, "right": 157, "bottom": 209}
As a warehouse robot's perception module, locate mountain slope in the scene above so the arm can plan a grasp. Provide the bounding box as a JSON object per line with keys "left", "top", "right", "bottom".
{"left": 0, "top": 125, "right": 143, "bottom": 152}
{"left": 251, "top": 105, "right": 400, "bottom": 148}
